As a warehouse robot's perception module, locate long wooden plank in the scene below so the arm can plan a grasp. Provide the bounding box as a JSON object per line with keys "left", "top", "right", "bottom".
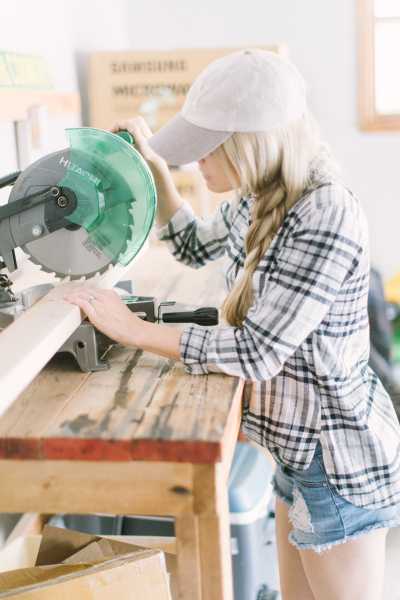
{"left": 0, "top": 348, "right": 241, "bottom": 463}
{"left": 5, "top": 514, "right": 50, "bottom": 546}
{"left": 0, "top": 459, "right": 194, "bottom": 516}
{"left": 194, "top": 463, "right": 234, "bottom": 600}
{"left": 175, "top": 514, "right": 201, "bottom": 600}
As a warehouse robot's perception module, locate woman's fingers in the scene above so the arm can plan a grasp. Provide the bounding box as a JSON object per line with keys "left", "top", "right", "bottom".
{"left": 110, "top": 117, "right": 166, "bottom": 169}
{"left": 64, "top": 286, "right": 141, "bottom": 346}
{"left": 64, "top": 293, "right": 97, "bottom": 319}
{"left": 111, "top": 116, "right": 151, "bottom": 140}
{"left": 64, "top": 288, "right": 122, "bottom": 318}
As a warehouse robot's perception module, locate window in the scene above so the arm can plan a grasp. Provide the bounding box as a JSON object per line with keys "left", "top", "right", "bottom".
{"left": 358, "top": 0, "right": 400, "bottom": 130}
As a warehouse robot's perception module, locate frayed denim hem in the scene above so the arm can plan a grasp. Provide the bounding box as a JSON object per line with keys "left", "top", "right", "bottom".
{"left": 289, "top": 517, "right": 400, "bottom": 554}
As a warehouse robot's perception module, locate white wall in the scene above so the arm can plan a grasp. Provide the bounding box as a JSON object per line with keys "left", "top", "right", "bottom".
{"left": 0, "top": 0, "right": 399, "bottom": 541}
{"left": 1, "top": 0, "right": 399, "bottom": 273}
{"left": 119, "top": 0, "right": 400, "bottom": 278}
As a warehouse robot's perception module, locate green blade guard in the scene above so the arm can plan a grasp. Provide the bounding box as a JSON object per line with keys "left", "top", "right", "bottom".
{"left": 60, "top": 127, "right": 157, "bottom": 267}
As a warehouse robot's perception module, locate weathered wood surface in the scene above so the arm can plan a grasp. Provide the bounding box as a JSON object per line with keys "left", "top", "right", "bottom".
{"left": 0, "top": 246, "right": 243, "bottom": 464}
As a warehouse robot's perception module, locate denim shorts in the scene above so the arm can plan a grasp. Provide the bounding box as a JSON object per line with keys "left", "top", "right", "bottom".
{"left": 272, "top": 440, "right": 400, "bottom": 553}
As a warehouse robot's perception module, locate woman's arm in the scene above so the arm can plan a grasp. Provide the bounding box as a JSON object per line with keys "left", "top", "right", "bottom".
{"left": 63, "top": 288, "right": 182, "bottom": 360}
{"left": 65, "top": 187, "right": 365, "bottom": 382}
{"left": 178, "top": 188, "right": 367, "bottom": 380}
{"left": 112, "top": 117, "right": 233, "bottom": 268}
{"left": 112, "top": 116, "right": 183, "bottom": 228}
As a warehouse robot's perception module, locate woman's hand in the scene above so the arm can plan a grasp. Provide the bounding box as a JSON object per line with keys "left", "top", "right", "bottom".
{"left": 64, "top": 286, "right": 182, "bottom": 361}
{"left": 111, "top": 115, "right": 183, "bottom": 228}
{"left": 111, "top": 116, "right": 167, "bottom": 173}
{"left": 64, "top": 288, "right": 145, "bottom": 347}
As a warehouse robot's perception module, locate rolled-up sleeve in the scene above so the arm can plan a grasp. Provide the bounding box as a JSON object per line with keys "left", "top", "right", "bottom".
{"left": 156, "top": 200, "right": 233, "bottom": 268}
{"left": 179, "top": 194, "right": 365, "bottom": 379}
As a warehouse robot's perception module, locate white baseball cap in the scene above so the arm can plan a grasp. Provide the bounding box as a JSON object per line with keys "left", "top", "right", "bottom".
{"left": 148, "top": 48, "right": 307, "bottom": 166}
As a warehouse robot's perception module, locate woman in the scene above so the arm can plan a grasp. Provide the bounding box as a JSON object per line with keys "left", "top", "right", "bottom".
{"left": 65, "top": 49, "right": 400, "bottom": 599}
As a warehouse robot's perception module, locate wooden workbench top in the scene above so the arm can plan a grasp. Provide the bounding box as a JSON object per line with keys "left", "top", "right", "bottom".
{"left": 0, "top": 246, "right": 243, "bottom": 464}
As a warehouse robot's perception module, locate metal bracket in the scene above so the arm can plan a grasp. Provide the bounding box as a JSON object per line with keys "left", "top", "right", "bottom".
{"left": 59, "top": 322, "right": 110, "bottom": 372}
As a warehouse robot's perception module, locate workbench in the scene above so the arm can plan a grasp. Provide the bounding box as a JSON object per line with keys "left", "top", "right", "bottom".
{"left": 0, "top": 246, "right": 244, "bottom": 600}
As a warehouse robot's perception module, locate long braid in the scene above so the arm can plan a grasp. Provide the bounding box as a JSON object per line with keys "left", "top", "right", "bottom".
{"left": 223, "top": 181, "right": 291, "bottom": 326}
{"left": 221, "top": 115, "right": 333, "bottom": 327}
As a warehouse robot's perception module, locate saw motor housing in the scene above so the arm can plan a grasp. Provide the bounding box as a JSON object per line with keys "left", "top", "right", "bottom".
{"left": 0, "top": 127, "right": 158, "bottom": 283}
{"left": 0, "top": 162, "right": 79, "bottom": 274}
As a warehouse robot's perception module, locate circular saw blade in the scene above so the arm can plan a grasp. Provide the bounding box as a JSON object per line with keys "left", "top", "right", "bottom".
{"left": 23, "top": 227, "right": 116, "bottom": 279}
{"left": 8, "top": 128, "right": 157, "bottom": 279}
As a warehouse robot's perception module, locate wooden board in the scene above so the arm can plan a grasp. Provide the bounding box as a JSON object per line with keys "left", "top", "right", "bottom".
{"left": 0, "top": 459, "right": 195, "bottom": 516}
{"left": 0, "top": 247, "right": 243, "bottom": 464}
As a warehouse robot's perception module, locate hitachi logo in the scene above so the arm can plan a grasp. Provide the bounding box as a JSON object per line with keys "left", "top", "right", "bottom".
{"left": 59, "top": 155, "right": 101, "bottom": 187}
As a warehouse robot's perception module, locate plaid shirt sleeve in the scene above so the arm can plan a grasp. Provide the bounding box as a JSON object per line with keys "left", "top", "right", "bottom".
{"left": 156, "top": 200, "right": 233, "bottom": 268}
{"left": 180, "top": 193, "right": 364, "bottom": 379}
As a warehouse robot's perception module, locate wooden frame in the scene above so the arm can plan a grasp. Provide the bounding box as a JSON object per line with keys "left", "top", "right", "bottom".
{"left": 358, "top": 0, "right": 400, "bottom": 131}
{"left": 0, "top": 384, "right": 244, "bottom": 600}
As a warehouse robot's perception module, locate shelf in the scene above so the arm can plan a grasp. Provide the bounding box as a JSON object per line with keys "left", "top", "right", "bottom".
{"left": 0, "top": 89, "right": 81, "bottom": 121}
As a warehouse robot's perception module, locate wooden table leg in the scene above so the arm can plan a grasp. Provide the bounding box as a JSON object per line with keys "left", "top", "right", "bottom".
{"left": 175, "top": 513, "right": 202, "bottom": 600}
{"left": 194, "top": 463, "right": 234, "bottom": 600}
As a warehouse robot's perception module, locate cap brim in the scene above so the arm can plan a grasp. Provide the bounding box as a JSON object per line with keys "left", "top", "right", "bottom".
{"left": 148, "top": 114, "right": 232, "bottom": 166}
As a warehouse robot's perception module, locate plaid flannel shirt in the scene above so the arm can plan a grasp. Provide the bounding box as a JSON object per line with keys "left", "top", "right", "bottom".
{"left": 157, "top": 182, "right": 400, "bottom": 509}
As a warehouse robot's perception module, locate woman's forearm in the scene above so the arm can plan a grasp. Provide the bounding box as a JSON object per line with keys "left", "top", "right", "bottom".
{"left": 151, "top": 161, "right": 184, "bottom": 228}
{"left": 112, "top": 117, "right": 184, "bottom": 228}
{"left": 135, "top": 319, "right": 182, "bottom": 361}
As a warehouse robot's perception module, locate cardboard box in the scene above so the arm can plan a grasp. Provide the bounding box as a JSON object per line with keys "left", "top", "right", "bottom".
{"left": 0, "top": 526, "right": 172, "bottom": 599}
{"left": 89, "top": 45, "right": 285, "bottom": 131}
{"left": 109, "top": 536, "right": 177, "bottom": 600}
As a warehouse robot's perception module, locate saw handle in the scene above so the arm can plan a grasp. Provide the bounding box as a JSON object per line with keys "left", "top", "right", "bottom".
{"left": 162, "top": 307, "right": 218, "bottom": 326}
{"left": 115, "top": 130, "right": 136, "bottom": 147}
{"left": 0, "top": 171, "right": 21, "bottom": 189}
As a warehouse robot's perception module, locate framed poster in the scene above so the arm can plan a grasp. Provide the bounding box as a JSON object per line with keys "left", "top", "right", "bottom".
{"left": 88, "top": 46, "right": 285, "bottom": 131}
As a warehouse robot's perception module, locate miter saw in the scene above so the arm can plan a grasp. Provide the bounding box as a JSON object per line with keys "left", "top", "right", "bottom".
{"left": 0, "top": 127, "right": 218, "bottom": 371}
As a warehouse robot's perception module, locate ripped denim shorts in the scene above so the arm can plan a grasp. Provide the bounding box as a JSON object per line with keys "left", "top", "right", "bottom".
{"left": 272, "top": 440, "right": 400, "bottom": 553}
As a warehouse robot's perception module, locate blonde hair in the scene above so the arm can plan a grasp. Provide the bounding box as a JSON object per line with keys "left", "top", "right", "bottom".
{"left": 221, "top": 112, "right": 337, "bottom": 327}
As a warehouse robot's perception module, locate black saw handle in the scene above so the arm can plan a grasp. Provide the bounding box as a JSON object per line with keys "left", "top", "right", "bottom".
{"left": 162, "top": 307, "right": 218, "bottom": 326}
{"left": 0, "top": 171, "right": 21, "bottom": 189}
